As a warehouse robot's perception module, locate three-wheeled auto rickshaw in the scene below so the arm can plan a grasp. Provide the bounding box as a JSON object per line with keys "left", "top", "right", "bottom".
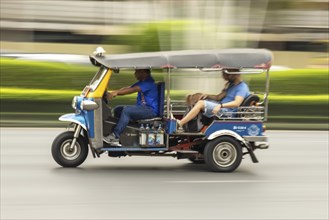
{"left": 51, "top": 48, "right": 273, "bottom": 172}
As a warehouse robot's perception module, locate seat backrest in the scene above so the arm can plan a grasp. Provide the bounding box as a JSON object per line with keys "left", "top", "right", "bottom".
{"left": 157, "top": 82, "right": 165, "bottom": 117}
{"left": 240, "top": 94, "right": 260, "bottom": 107}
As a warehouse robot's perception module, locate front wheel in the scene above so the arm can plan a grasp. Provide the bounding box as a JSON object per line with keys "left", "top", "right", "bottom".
{"left": 204, "top": 136, "right": 243, "bottom": 172}
{"left": 51, "top": 131, "right": 89, "bottom": 167}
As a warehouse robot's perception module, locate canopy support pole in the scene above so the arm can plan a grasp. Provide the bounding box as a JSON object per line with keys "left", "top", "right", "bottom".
{"left": 264, "top": 69, "right": 270, "bottom": 121}
{"left": 166, "top": 68, "right": 171, "bottom": 119}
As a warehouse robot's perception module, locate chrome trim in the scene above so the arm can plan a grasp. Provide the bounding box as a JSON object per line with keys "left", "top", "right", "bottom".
{"left": 91, "top": 98, "right": 103, "bottom": 149}
{"left": 243, "top": 136, "right": 268, "bottom": 142}
{"left": 69, "top": 125, "right": 82, "bottom": 150}
{"left": 223, "top": 69, "right": 265, "bottom": 75}
{"left": 80, "top": 100, "right": 99, "bottom": 111}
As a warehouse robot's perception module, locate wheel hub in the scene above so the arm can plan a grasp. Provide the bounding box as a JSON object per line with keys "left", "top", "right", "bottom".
{"left": 60, "top": 140, "right": 81, "bottom": 160}
{"left": 213, "top": 142, "right": 237, "bottom": 167}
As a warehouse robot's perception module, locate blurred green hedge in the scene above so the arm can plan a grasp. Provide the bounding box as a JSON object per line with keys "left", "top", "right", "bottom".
{"left": 244, "top": 69, "right": 328, "bottom": 95}
{"left": 1, "top": 57, "right": 328, "bottom": 97}
{"left": 1, "top": 58, "right": 328, "bottom": 125}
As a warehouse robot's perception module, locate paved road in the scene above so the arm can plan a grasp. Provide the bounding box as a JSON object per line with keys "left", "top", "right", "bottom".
{"left": 1, "top": 128, "right": 328, "bottom": 220}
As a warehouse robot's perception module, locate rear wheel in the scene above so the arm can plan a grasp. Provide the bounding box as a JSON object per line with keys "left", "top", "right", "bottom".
{"left": 204, "top": 136, "right": 242, "bottom": 172}
{"left": 51, "top": 131, "right": 89, "bottom": 167}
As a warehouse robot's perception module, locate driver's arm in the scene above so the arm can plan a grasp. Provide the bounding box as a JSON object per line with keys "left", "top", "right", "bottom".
{"left": 108, "top": 86, "right": 141, "bottom": 99}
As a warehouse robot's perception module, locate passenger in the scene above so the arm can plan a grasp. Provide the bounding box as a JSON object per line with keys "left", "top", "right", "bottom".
{"left": 177, "top": 69, "right": 250, "bottom": 130}
{"left": 103, "top": 69, "right": 158, "bottom": 144}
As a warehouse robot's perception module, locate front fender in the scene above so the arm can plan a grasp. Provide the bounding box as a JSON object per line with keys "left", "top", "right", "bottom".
{"left": 59, "top": 113, "right": 87, "bottom": 131}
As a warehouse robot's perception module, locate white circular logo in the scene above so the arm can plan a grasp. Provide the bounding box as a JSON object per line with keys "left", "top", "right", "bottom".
{"left": 248, "top": 124, "right": 260, "bottom": 136}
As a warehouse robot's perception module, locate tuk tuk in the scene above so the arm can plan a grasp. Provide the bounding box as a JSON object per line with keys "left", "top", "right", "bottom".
{"left": 51, "top": 48, "right": 273, "bottom": 172}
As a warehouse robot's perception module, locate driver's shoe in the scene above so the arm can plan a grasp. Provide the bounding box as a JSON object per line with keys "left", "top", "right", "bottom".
{"left": 103, "top": 133, "right": 120, "bottom": 145}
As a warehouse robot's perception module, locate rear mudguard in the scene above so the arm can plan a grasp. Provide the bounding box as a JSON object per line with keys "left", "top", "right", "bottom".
{"left": 207, "top": 129, "right": 246, "bottom": 144}
{"left": 206, "top": 129, "right": 259, "bottom": 163}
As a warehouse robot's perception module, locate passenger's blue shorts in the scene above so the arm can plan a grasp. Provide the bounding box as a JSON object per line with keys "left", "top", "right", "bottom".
{"left": 203, "top": 100, "right": 230, "bottom": 118}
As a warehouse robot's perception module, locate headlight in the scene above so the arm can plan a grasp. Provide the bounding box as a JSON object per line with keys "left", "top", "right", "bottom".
{"left": 80, "top": 100, "right": 99, "bottom": 111}
{"left": 72, "top": 96, "right": 78, "bottom": 110}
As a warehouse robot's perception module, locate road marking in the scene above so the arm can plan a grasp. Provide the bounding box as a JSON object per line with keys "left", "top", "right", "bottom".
{"left": 165, "top": 180, "right": 277, "bottom": 183}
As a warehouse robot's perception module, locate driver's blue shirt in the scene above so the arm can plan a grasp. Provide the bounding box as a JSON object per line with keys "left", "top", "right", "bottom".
{"left": 131, "top": 76, "right": 159, "bottom": 115}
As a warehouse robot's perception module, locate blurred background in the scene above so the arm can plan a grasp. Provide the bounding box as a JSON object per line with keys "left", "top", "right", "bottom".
{"left": 0, "top": 0, "right": 328, "bottom": 129}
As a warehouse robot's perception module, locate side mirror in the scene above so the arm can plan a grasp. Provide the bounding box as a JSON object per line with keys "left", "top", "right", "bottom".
{"left": 80, "top": 100, "right": 99, "bottom": 111}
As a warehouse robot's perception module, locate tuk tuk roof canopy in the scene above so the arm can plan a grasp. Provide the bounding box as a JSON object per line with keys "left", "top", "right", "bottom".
{"left": 89, "top": 48, "right": 273, "bottom": 70}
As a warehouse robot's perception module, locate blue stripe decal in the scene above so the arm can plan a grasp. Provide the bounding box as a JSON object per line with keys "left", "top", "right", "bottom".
{"left": 85, "top": 110, "right": 95, "bottom": 138}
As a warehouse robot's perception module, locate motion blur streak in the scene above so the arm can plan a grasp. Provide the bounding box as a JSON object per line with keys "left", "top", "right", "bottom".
{"left": 1, "top": 0, "right": 328, "bottom": 56}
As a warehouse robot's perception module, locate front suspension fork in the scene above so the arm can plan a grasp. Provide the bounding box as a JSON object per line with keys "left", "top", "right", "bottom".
{"left": 69, "top": 123, "right": 100, "bottom": 158}
{"left": 69, "top": 124, "right": 82, "bottom": 150}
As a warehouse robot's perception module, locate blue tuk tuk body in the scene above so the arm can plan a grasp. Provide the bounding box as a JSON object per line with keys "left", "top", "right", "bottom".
{"left": 52, "top": 49, "right": 272, "bottom": 172}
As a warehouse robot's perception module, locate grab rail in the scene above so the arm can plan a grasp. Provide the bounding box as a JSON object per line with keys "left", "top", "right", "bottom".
{"left": 165, "top": 100, "right": 265, "bottom": 121}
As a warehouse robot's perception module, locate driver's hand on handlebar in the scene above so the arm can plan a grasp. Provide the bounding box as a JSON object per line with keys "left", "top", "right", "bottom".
{"left": 107, "top": 91, "right": 118, "bottom": 100}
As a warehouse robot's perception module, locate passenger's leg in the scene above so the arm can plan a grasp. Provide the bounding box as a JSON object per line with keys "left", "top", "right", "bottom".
{"left": 179, "top": 100, "right": 205, "bottom": 127}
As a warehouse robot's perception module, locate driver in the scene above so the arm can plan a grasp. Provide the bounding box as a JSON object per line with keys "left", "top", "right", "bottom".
{"left": 177, "top": 69, "right": 250, "bottom": 131}
{"left": 103, "top": 69, "right": 158, "bottom": 144}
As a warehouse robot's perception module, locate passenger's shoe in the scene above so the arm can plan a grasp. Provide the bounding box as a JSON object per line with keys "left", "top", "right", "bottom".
{"left": 176, "top": 120, "right": 185, "bottom": 133}
{"left": 103, "top": 133, "right": 120, "bottom": 145}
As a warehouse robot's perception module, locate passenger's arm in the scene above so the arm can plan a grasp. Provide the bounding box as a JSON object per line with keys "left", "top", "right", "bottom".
{"left": 212, "top": 95, "right": 244, "bottom": 114}
{"left": 206, "top": 82, "right": 230, "bottom": 101}
{"left": 202, "top": 91, "right": 226, "bottom": 101}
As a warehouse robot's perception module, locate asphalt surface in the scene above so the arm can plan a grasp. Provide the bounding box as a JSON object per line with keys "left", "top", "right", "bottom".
{"left": 1, "top": 128, "right": 328, "bottom": 220}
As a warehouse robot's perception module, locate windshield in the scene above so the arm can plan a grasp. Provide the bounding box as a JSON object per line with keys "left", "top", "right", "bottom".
{"left": 89, "top": 66, "right": 108, "bottom": 91}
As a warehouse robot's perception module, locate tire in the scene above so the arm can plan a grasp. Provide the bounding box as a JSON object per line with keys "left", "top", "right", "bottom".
{"left": 51, "top": 131, "right": 89, "bottom": 167}
{"left": 204, "top": 136, "right": 243, "bottom": 172}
